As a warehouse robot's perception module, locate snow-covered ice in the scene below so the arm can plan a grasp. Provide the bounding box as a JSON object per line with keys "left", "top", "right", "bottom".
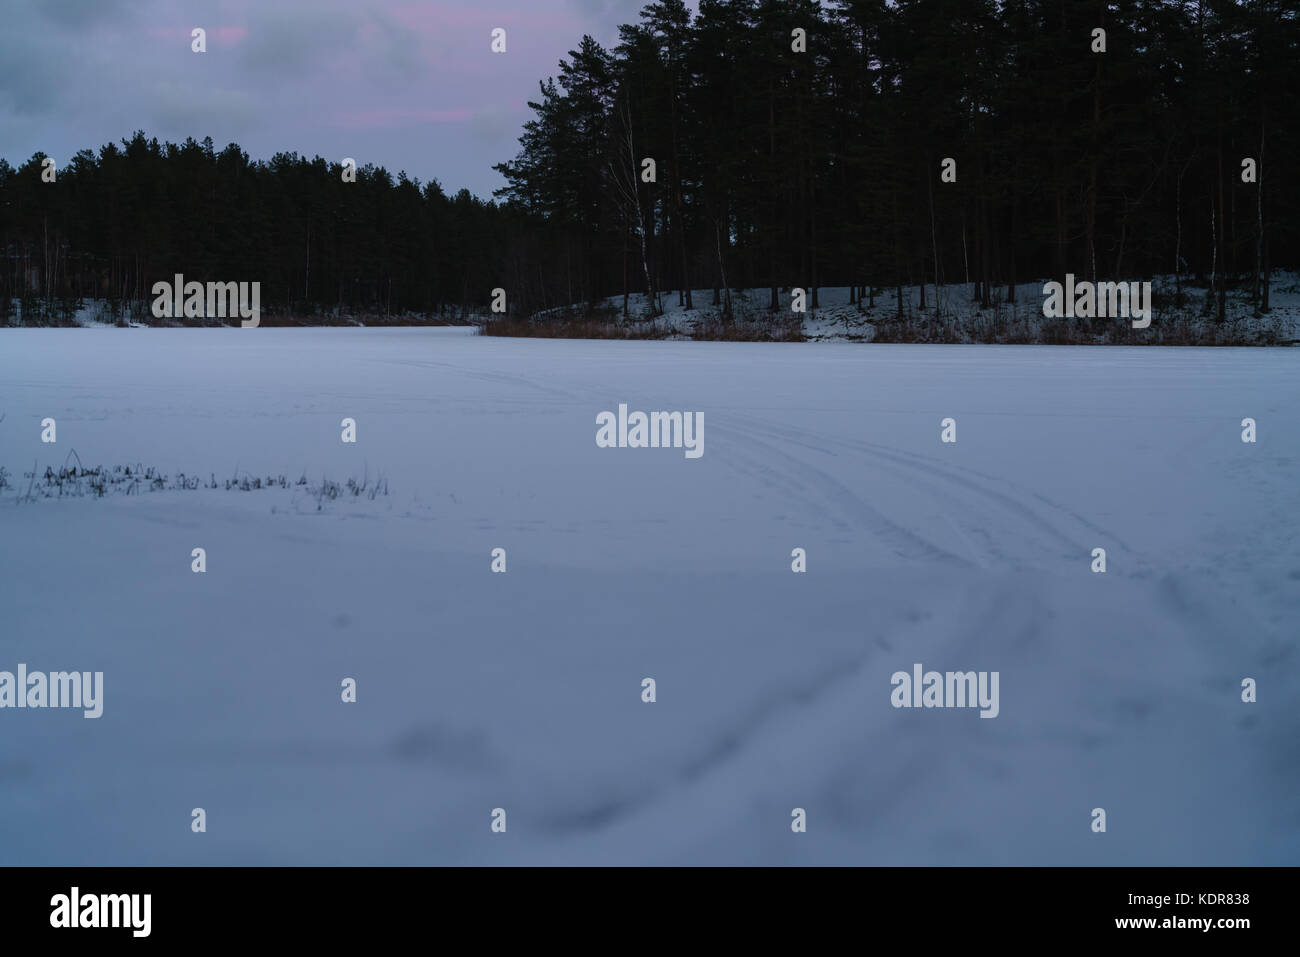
{"left": 1, "top": 328, "right": 1297, "bottom": 864}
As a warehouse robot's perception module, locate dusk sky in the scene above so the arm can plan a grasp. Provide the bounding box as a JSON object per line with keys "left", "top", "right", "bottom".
{"left": 0, "top": 0, "right": 696, "bottom": 200}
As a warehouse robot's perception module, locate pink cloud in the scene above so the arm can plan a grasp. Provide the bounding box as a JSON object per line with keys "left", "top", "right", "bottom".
{"left": 387, "top": 0, "right": 593, "bottom": 59}
{"left": 147, "top": 25, "right": 247, "bottom": 46}
{"left": 330, "top": 107, "right": 476, "bottom": 129}
{"left": 390, "top": 3, "right": 585, "bottom": 32}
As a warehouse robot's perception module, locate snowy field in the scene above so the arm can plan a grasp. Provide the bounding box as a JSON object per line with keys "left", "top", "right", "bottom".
{"left": 1, "top": 328, "right": 1297, "bottom": 865}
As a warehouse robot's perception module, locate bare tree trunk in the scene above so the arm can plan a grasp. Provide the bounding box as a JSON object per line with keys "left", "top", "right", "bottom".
{"left": 1007, "top": 194, "right": 1017, "bottom": 303}
{"left": 1261, "top": 222, "right": 1271, "bottom": 313}
{"left": 712, "top": 233, "right": 720, "bottom": 309}
{"left": 809, "top": 168, "right": 819, "bottom": 310}
{"left": 1054, "top": 190, "right": 1066, "bottom": 284}
{"left": 1216, "top": 112, "right": 1226, "bottom": 322}
{"left": 979, "top": 191, "right": 991, "bottom": 310}
{"left": 669, "top": 77, "right": 691, "bottom": 311}
{"left": 714, "top": 218, "right": 731, "bottom": 319}
{"left": 962, "top": 213, "right": 971, "bottom": 293}
{"left": 768, "top": 78, "right": 779, "bottom": 312}
{"left": 1174, "top": 153, "right": 1192, "bottom": 300}
{"left": 1087, "top": 2, "right": 1103, "bottom": 286}
{"left": 928, "top": 161, "right": 940, "bottom": 316}
{"left": 610, "top": 98, "right": 658, "bottom": 317}
{"left": 1253, "top": 113, "right": 1265, "bottom": 314}
{"left": 1207, "top": 191, "right": 1217, "bottom": 316}
{"left": 891, "top": 187, "right": 904, "bottom": 317}
{"left": 710, "top": 198, "right": 724, "bottom": 308}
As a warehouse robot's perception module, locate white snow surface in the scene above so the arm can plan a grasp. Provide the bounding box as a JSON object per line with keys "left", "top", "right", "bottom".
{"left": 1, "top": 328, "right": 1297, "bottom": 864}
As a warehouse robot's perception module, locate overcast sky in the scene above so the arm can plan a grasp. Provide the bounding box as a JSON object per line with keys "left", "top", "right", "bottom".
{"left": 0, "top": 0, "right": 693, "bottom": 199}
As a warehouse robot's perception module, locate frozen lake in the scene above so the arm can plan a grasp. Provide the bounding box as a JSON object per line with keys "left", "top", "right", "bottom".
{"left": 1, "top": 328, "right": 1297, "bottom": 864}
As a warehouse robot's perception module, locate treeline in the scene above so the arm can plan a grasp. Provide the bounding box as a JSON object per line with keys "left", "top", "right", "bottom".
{"left": 3, "top": 0, "right": 1297, "bottom": 328}
{"left": 0, "top": 133, "right": 513, "bottom": 324}
{"left": 495, "top": 0, "right": 1299, "bottom": 320}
